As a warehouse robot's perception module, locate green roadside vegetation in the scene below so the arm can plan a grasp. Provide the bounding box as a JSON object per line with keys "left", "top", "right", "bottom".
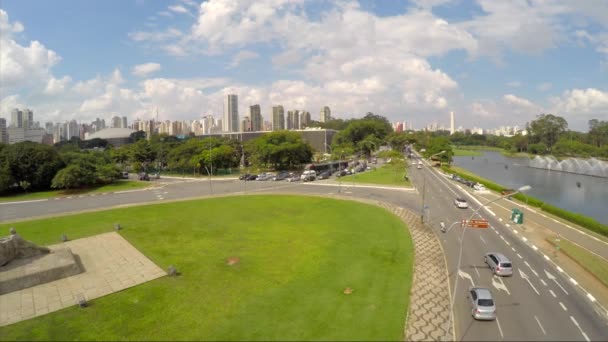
{"left": 441, "top": 164, "right": 608, "bottom": 238}
{"left": 548, "top": 238, "right": 608, "bottom": 288}
{"left": 0, "top": 181, "right": 151, "bottom": 203}
{"left": 339, "top": 159, "right": 410, "bottom": 187}
{"left": 453, "top": 145, "right": 503, "bottom": 152}
{"left": 0, "top": 195, "right": 414, "bottom": 341}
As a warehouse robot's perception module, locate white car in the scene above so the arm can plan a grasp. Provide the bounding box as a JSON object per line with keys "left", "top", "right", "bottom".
{"left": 417, "top": 164, "right": 422, "bottom": 169}
{"left": 474, "top": 183, "right": 487, "bottom": 191}
{"left": 454, "top": 198, "right": 469, "bottom": 209}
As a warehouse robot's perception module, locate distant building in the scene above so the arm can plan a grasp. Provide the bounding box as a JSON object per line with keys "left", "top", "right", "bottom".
{"left": 223, "top": 94, "right": 239, "bottom": 132}
{"left": 122, "top": 116, "right": 128, "bottom": 129}
{"left": 319, "top": 106, "right": 331, "bottom": 123}
{"left": 272, "top": 105, "right": 285, "bottom": 131}
{"left": 85, "top": 128, "right": 135, "bottom": 147}
{"left": 0, "top": 118, "right": 7, "bottom": 144}
{"left": 241, "top": 116, "right": 251, "bottom": 132}
{"left": 111, "top": 116, "right": 122, "bottom": 128}
{"left": 250, "top": 105, "right": 262, "bottom": 132}
{"left": 300, "top": 111, "right": 311, "bottom": 128}
{"left": 286, "top": 110, "right": 295, "bottom": 130}
{"left": 7, "top": 108, "right": 45, "bottom": 144}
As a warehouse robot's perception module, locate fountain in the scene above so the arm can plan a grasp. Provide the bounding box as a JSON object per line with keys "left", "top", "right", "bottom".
{"left": 529, "top": 156, "right": 608, "bottom": 178}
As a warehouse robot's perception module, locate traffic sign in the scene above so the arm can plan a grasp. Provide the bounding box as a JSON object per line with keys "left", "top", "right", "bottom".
{"left": 467, "top": 219, "right": 489, "bottom": 228}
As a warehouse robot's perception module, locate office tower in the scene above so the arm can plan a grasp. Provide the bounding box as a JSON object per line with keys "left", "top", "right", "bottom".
{"left": 450, "top": 111, "right": 455, "bottom": 135}
{"left": 272, "top": 105, "right": 285, "bottom": 131}
{"left": 0, "top": 118, "right": 7, "bottom": 144}
{"left": 67, "top": 120, "right": 79, "bottom": 139}
{"left": 250, "top": 105, "right": 262, "bottom": 132}
{"left": 22, "top": 109, "right": 33, "bottom": 128}
{"left": 45, "top": 122, "right": 54, "bottom": 134}
{"left": 111, "top": 116, "right": 121, "bottom": 128}
{"left": 286, "top": 110, "right": 294, "bottom": 130}
{"left": 287, "top": 110, "right": 300, "bottom": 130}
{"left": 223, "top": 94, "right": 239, "bottom": 132}
{"left": 11, "top": 108, "right": 23, "bottom": 128}
{"left": 122, "top": 116, "right": 128, "bottom": 128}
{"left": 241, "top": 116, "right": 251, "bottom": 132}
{"left": 320, "top": 106, "right": 331, "bottom": 123}
{"left": 300, "top": 111, "right": 311, "bottom": 128}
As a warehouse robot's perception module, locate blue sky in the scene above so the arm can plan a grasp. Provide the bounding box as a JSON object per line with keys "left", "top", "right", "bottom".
{"left": 1, "top": 0, "right": 607, "bottom": 131}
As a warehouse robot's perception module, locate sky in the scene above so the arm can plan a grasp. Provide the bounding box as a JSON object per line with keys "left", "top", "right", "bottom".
{"left": 1, "top": 0, "right": 608, "bottom": 131}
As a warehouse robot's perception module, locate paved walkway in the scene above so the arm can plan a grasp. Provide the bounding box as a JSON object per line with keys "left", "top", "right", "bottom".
{"left": 0, "top": 232, "right": 166, "bottom": 327}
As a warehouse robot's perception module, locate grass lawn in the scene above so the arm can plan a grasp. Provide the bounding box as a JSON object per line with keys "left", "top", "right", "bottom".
{"left": 548, "top": 238, "right": 608, "bottom": 288}
{"left": 452, "top": 148, "right": 484, "bottom": 157}
{"left": 0, "top": 181, "right": 152, "bottom": 203}
{"left": 0, "top": 195, "right": 414, "bottom": 341}
{"left": 339, "top": 161, "right": 411, "bottom": 187}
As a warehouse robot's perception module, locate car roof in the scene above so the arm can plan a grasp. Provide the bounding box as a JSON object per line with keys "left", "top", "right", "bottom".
{"left": 456, "top": 198, "right": 467, "bottom": 202}
{"left": 490, "top": 252, "right": 511, "bottom": 262}
{"left": 471, "top": 287, "right": 493, "bottom": 299}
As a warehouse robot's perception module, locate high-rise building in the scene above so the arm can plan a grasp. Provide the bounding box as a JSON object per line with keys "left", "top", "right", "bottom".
{"left": 0, "top": 118, "right": 7, "bottom": 144}
{"left": 286, "top": 110, "right": 294, "bottom": 130}
{"left": 250, "top": 105, "right": 262, "bottom": 132}
{"left": 223, "top": 94, "right": 239, "bottom": 132}
{"left": 111, "top": 116, "right": 121, "bottom": 128}
{"left": 292, "top": 110, "right": 300, "bottom": 130}
{"left": 450, "top": 111, "right": 455, "bottom": 135}
{"left": 22, "top": 109, "right": 33, "bottom": 129}
{"left": 320, "top": 106, "right": 331, "bottom": 123}
{"left": 241, "top": 116, "right": 251, "bottom": 132}
{"left": 272, "top": 105, "right": 285, "bottom": 131}
{"left": 122, "top": 116, "right": 128, "bottom": 129}
{"left": 11, "top": 108, "right": 23, "bottom": 128}
{"left": 67, "top": 120, "right": 79, "bottom": 140}
{"left": 300, "top": 111, "right": 311, "bottom": 128}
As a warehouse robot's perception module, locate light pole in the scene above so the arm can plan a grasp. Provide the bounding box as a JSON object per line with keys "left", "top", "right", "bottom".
{"left": 420, "top": 150, "right": 446, "bottom": 223}
{"left": 443, "top": 184, "right": 531, "bottom": 341}
{"left": 338, "top": 150, "right": 345, "bottom": 194}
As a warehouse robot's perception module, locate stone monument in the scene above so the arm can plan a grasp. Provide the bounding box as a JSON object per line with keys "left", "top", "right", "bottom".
{"left": 0, "top": 229, "right": 83, "bottom": 295}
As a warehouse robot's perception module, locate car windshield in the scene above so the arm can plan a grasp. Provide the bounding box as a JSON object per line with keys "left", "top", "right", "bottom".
{"left": 500, "top": 263, "right": 512, "bottom": 268}
{"left": 478, "top": 299, "right": 494, "bottom": 306}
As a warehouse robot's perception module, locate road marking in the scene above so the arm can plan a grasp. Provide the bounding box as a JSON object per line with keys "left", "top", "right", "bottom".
{"left": 529, "top": 208, "right": 537, "bottom": 213}
{"left": 522, "top": 237, "right": 528, "bottom": 242}
{"left": 505, "top": 223, "right": 510, "bottom": 227}
{"left": 545, "top": 270, "right": 569, "bottom": 295}
{"left": 78, "top": 195, "right": 84, "bottom": 198}
{"left": 532, "top": 245, "right": 538, "bottom": 251}
{"left": 560, "top": 302, "right": 567, "bottom": 311}
{"left": 519, "top": 269, "right": 540, "bottom": 295}
{"left": 524, "top": 261, "right": 539, "bottom": 277}
{"left": 474, "top": 266, "right": 480, "bottom": 277}
{"left": 500, "top": 236, "right": 506, "bottom": 241}
{"left": 541, "top": 214, "right": 547, "bottom": 218}
{"left": 496, "top": 317, "right": 504, "bottom": 339}
{"left": 565, "top": 224, "right": 572, "bottom": 228}
{"left": 480, "top": 236, "right": 486, "bottom": 244}
{"left": 505, "top": 240, "right": 510, "bottom": 246}
{"left": 157, "top": 197, "right": 164, "bottom": 200}
{"left": 495, "top": 230, "right": 499, "bottom": 235}
{"left": 0, "top": 199, "right": 49, "bottom": 205}
{"left": 511, "top": 247, "right": 516, "bottom": 252}
{"left": 513, "top": 230, "right": 518, "bottom": 234}
{"left": 534, "top": 315, "right": 546, "bottom": 335}
{"left": 492, "top": 276, "right": 510, "bottom": 295}
{"left": 553, "top": 219, "right": 559, "bottom": 223}
{"left": 587, "top": 293, "right": 596, "bottom": 302}
{"left": 487, "top": 209, "right": 496, "bottom": 216}
{"left": 569, "top": 278, "right": 578, "bottom": 286}
{"left": 540, "top": 279, "right": 547, "bottom": 286}
{"left": 490, "top": 225, "right": 495, "bottom": 230}
{"left": 517, "top": 253, "right": 522, "bottom": 259}
{"left": 570, "top": 316, "right": 590, "bottom": 342}
{"left": 543, "top": 254, "right": 550, "bottom": 261}
{"left": 66, "top": 196, "right": 73, "bottom": 199}
{"left": 458, "top": 269, "right": 475, "bottom": 287}
{"left": 499, "top": 218, "right": 503, "bottom": 222}
{"left": 549, "top": 289, "right": 556, "bottom": 297}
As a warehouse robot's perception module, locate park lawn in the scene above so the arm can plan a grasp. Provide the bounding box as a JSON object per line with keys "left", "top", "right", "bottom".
{"left": 452, "top": 148, "right": 483, "bottom": 157}
{"left": 0, "top": 181, "right": 151, "bottom": 203}
{"left": 0, "top": 195, "right": 414, "bottom": 341}
{"left": 340, "top": 161, "right": 411, "bottom": 187}
{"left": 548, "top": 238, "right": 608, "bottom": 288}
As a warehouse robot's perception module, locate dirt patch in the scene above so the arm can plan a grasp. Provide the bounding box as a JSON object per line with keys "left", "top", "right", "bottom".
{"left": 343, "top": 287, "right": 353, "bottom": 295}
{"left": 226, "top": 257, "right": 240, "bottom": 266}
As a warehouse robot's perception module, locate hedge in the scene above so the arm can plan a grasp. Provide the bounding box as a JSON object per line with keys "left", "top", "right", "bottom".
{"left": 441, "top": 165, "right": 608, "bottom": 238}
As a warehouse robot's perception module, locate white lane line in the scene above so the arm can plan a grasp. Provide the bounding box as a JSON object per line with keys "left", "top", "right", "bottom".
{"left": 559, "top": 302, "right": 567, "bottom": 311}
{"left": 480, "top": 236, "right": 486, "bottom": 245}
{"left": 549, "top": 289, "right": 557, "bottom": 297}
{"left": 587, "top": 293, "right": 596, "bottom": 302}
{"left": 524, "top": 261, "right": 539, "bottom": 277}
{"left": 556, "top": 266, "right": 564, "bottom": 273}
{"left": 511, "top": 247, "right": 516, "bottom": 252}
{"left": 540, "top": 279, "right": 547, "bottom": 286}
{"left": 66, "top": 196, "right": 73, "bottom": 199}
{"left": 529, "top": 208, "right": 537, "bottom": 213}
{"left": 474, "top": 266, "right": 480, "bottom": 277}
{"left": 553, "top": 219, "right": 559, "bottom": 223}
{"left": 532, "top": 245, "right": 538, "bottom": 251}
{"left": 545, "top": 270, "right": 569, "bottom": 295}
{"left": 522, "top": 237, "right": 528, "bottom": 242}
{"left": 505, "top": 240, "right": 511, "bottom": 246}
{"left": 495, "top": 230, "right": 500, "bottom": 235}
{"left": 541, "top": 214, "right": 548, "bottom": 218}
{"left": 534, "top": 315, "right": 546, "bottom": 335}
{"left": 487, "top": 209, "right": 497, "bottom": 216}
{"left": 78, "top": 195, "right": 84, "bottom": 198}
{"left": 505, "top": 223, "right": 510, "bottom": 227}
{"left": 570, "top": 316, "right": 590, "bottom": 342}
{"left": 0, "top": 198, "right": 49, "bottom": 205}
{"left": 490, "top": 225, "right": 495, "bottom": 230}
{"left": 513, "top": 230, "right": 518, "bottom": 234}
{"left": 499, "top": 218, "right": 503, "bottom": 222}
{"left": 543, "top": 254, "right": 550, "bottom": 261}
{"left": 570, "top": 278, "right": 578, "bottom": 286}
{"left": 496, "top": 317, "right": 504, "bottom": 339}
{"left": 492, "top": 276, "right": 511, "bottom": 295}
{"left": 500, "top": 236, "right": 506, "bottom": 241}
{"left": 519, "top": 269, "right": 540, "bottom": 295}
{"left": 517, "top": 253, "right": 522, "bottom": 259}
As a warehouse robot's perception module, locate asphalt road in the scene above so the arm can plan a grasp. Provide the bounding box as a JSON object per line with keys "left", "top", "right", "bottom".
{"left": 2, "top": 165, "right": 607, "bottom": 341}
{"left": 408, "top": 155, "right": 608, "bottom": 341}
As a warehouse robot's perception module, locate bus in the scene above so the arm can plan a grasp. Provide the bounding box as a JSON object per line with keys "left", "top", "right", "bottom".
{"left": 304, "top": 160, "right": 349, "bottom": 174}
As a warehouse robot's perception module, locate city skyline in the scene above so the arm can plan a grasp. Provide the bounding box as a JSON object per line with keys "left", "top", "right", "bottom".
{"left": 1, "top": 1, "right": 608, "bottom": 131}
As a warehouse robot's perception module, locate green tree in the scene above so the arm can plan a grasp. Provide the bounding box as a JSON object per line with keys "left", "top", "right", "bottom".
{"left": 0, "top": 163, "right": 14, "bottom": 193}
{"left": 528, "top": 114, "right": 568, "bottom": 150}
{"left": 51, "top": 164, "right": 97, "bottom": 189}
{"left": 130, "top": 140, "right": 156, "bottom": 172}
{"left": 246, "top": 131, "right": 313, "bottom": 169}
{"left": 423, "top": 136, "right": 453, "bottom": 164}
{"left": 588, "top": 119, "right": 608, "bottom": 148}
{"left": 2, "top": 142, "right": 64, "bottom": 191}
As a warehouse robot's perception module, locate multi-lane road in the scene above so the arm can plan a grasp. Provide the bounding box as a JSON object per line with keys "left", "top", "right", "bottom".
{"left": 1, "top": 164, "right": 607, "bottom": 341}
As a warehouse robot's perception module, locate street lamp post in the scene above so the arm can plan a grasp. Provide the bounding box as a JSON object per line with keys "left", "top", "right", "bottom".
{"left": 442, "top": 185, "right": 531, "bottom": 341}
{"left": 420, "top": 150, "right": 446, "bottom": 223}
{"left": 338, "top": 150, "right": 345, "bottom": 194}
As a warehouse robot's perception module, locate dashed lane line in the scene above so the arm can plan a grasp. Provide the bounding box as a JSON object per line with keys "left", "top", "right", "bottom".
{"left": 0, "top": 199, "right": 48, "bottom": 205}
{"left": 534, "top": 315, "right": 546, "bottom": 335}
{"left": 560, "top": 302, "right": 568, "bottom": 311}
{"left": 549, "top": 289, "right": 557, "bottom": 298}
{"left": 517, "top": 253, "right": 522, "bottom": 259}
{"left": 570, "top": 316, "right": 590, "bottom": 342}
{"left": 496, "top": 317, "right": 504, "bottom": 339}
{"left": 587, "top": 293, "right": 596, "bottom": 302}
{"left": 570, "top": 278, "right": 578, "bottom": 286}
{"left": 480, "top": 236, "right": 486, "bottom": 245}
{"left": 511, "top": 247, "right": 516, "bottom": 252}
{"left": 540, "top": 279, "right": 547, "bottom": 286}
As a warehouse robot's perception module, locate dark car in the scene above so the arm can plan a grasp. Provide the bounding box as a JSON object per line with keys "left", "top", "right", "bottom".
{"left": 317, "top": 171, "right": 331, "bottom": 180}
{"left": 138, "top": 172, "right": 150, "bottom": 181}
{"left": 286, "top": 173, "right": 301, "bottom": 182}
{"left": 121, "top": 171, "right": 129, "bottom": 179}
{"left": 273, "top": 171, "right": 290, "bottom": 181}
{"left": 245, "top": 174, "right": 258, "bottom": 181}
{"left": 239, "top": 173, "right": 251, "bottom": 180}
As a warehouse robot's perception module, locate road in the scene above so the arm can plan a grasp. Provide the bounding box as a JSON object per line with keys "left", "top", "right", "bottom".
{"left": 1, "top": 166, "right": 607, "bottom": 341}
{"left": 408, "top": 155, "right": 608, "bottom": 341}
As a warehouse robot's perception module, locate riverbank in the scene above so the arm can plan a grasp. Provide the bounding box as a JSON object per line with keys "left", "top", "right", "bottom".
{"left": 441, "top": 164, "right": 608, "bottom": 238}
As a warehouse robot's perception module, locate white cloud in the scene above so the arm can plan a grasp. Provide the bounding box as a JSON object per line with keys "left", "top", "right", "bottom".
{"left": 507, "top": 81, "right": 521, "bottom": 88}
{"left": 503, "top": 94, "right": 534, "bottom": 108}
{"left": 128, "top": 27, "right": 182, "bottom": 42}
{"left": 538, "top": 82, "right": 552, "bottom": 91}
{"left": 168, "top": 5, "right": 189, "bottom": 14}
{"left": 44, "top": 76, "right": 72, "bottom": 95}
{"left": 228, "top": 50, "right": 259, "bottom": 68}
{"left": 549, "top": 88, "right": 608, "bottom": 129}
{"left": 132, "top": 63, "right": 162, "bottom": 77}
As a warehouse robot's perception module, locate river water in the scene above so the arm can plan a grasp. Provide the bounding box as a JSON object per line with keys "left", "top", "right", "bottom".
{"left": 453, "top": 151, "right": 608, "bottom": 224}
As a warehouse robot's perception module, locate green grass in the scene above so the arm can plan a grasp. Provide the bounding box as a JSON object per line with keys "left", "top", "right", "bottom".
{"left": 548, "top": 238, "right": 608, "bottom": 288}
{"left": 340, "top": 161, "right": 411, "bottom": 186}
{"left": 0, "top": 195, "right": 414, "bottom": 341}
{"left": 0, "top": 181, "right": 152, "bottom": 203}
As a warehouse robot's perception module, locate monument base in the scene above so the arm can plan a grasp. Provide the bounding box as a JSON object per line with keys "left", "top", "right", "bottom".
{"left": 0, "top": 248, "right": 83, "bottom": 295}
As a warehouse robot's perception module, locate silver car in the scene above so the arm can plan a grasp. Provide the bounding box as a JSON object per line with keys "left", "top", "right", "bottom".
{"left": 485, "top": 252, "right": 513, "bottom": 276}
{"left": 467, "top": 287, "right": 496, "bottom": 321}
